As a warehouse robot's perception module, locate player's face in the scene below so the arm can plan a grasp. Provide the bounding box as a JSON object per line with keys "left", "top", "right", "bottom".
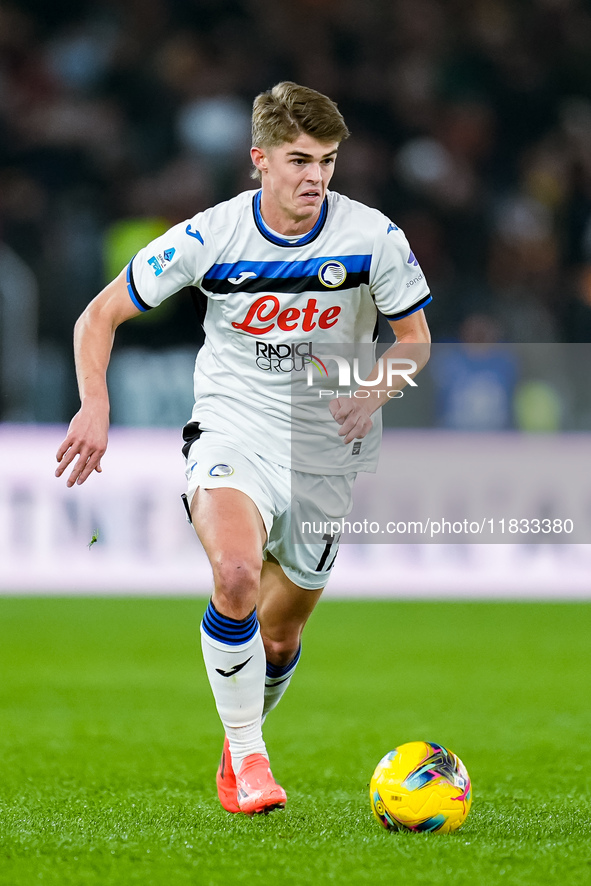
{"left": 252, "top": 133, "right": 339, "bottom": 234}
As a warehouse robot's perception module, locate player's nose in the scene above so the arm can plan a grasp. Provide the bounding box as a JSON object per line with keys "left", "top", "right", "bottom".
{"left": 305, "top": 163, "right": 322, "bottom": 182}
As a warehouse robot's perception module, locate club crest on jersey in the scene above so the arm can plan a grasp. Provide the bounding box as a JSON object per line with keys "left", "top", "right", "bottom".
{"left": 148, "top": 248, "right": 177, "bottom": 277}
{"left": 318, "top": 260, "right": 347, "bottom": 288}
{"left": 208, "top": 464, "right": 234, "bottom": 478}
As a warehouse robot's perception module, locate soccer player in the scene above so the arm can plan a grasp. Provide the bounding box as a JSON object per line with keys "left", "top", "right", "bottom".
{"left": 56, "top": 82, "right": 431, "bottom": 815}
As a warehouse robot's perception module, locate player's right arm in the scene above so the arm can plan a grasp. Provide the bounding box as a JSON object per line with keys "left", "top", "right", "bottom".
{"left": 55, "top": 268, "right": 142, "bottom": 488}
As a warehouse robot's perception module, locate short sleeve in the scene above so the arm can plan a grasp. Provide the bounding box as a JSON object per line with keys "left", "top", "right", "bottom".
{"left": 369, "top": 221, "right": 431, "bottom": 321}
{"left": 127, "top": 214, "right": 217, "bottom": 311}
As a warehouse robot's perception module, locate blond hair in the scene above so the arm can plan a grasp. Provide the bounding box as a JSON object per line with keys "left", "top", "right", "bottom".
{"left": 251, "top": 82, "right": 349, "bottom": 178}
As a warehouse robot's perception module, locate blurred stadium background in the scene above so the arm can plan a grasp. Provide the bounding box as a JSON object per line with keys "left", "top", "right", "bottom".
{"left": 1, "top": 0, "right": 590, "bottom": 596}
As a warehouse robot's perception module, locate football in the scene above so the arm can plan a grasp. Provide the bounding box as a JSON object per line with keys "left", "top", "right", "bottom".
{"left": 369, "top": 741, "right": 472, "bottom": 833}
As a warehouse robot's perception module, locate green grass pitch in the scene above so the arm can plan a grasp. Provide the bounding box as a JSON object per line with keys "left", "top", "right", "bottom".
{"left": 0, "top": 597, "right": 590, "bottom": 886}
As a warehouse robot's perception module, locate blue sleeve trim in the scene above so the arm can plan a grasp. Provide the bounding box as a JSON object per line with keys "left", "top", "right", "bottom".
{"left": 384, "top": 293, "right": 432, "bottom": 321}
{"left": 126, "top": 258, "right": 152, "bottom": 312}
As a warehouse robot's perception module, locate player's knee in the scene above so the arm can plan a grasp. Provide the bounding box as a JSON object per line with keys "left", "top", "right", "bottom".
{"left": 211, "top": 555, "right": 261, "bottom": 611}
{"left": 261, "top": 632, "right": 300, "bottom": 667}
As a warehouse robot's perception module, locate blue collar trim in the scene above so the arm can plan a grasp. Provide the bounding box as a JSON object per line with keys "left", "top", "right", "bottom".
{"left": 253, "top": 190, "right": 328, "bottom": 247}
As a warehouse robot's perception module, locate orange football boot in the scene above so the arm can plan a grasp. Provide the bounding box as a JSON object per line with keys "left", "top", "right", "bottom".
{"left": 236, "top": 753, "right": 287, "bottom": 815}
{"left": 216, "top": 735, "right": 240, "bottom": 813}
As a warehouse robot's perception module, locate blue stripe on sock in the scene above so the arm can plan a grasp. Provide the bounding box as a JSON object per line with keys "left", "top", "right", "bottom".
{"left": 266, "top": 644, "right": 301, "bottom": 679}
{"left": 201, "top": 601, "right": 258, "bottom": 645}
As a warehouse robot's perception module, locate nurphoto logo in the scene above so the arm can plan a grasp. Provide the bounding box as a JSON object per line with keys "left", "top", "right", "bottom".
{"left": 305, "top": 354, "right": 418, "bottom": 400}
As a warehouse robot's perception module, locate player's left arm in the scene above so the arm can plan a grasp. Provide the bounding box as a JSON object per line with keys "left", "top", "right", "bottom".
{"left": 330, "top": 308, "right": 431, "bottom": 444}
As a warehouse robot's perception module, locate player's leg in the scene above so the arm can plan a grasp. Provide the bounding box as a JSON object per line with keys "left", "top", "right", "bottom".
{"left": 191, "top": 486, "right": 286, "bottom": 813}
{"left": 192, "top": 485, "right": 265, "bottom": 619}
{"left": 192, "top": 485, "right": 267, "bottom": 765}
{"left": 256, "top": 468, "right": 349, "bottom": 722}
{"left": 257, "top": 557, "right": 323, "bottom": 720}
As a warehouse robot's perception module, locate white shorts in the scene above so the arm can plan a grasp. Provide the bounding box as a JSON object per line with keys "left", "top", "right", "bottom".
{"left": 184, "top": 427, "right": 356, "bottom": 591}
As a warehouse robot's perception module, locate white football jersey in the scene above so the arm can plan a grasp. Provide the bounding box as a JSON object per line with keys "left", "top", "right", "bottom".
{"left": 128, "top": 189, "right": 431, "bottom": 473}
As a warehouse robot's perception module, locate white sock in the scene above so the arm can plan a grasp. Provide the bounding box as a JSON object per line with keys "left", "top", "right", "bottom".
{"left": 200, "top": 600, "right": 267, "bottom": 773}
{"left": 263, "top": 645, "right": 301, "bottom": 722}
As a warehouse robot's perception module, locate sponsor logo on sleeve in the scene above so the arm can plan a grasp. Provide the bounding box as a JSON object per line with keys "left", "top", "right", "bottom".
{"left": 387, "top": 222, "right": 398, "bottom": 234}
{"left": 147, "top": 247, "right": 177, "bottom": 277}
{"left": 148, "top": 256, "right": 162, "bottom": 276}
{"left": 406, "top": 249, "right": 424, "bottom": 287}
{"left": 185, "top": 224, "right": 204, "bottom": 243}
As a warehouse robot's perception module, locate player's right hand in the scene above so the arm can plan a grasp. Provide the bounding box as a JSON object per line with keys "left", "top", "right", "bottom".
{"left": 55, "top": 407, "right": 109, "bottom": 488}
{"left": 329, "top": 397, "right": 374, "bottom": 444}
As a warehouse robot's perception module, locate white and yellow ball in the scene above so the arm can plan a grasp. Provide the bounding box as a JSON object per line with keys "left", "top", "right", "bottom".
{"left": 370, "top": 741, "right": 472, "bottom": 833}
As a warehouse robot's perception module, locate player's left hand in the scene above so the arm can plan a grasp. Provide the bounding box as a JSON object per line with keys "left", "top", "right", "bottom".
{"left": 329, "top": 397, "right": 373, "bottom": 444}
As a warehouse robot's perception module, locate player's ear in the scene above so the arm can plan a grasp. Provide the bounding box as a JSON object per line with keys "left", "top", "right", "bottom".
{"left": 250, "top": 146, "right": 268, "bottom": 174}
